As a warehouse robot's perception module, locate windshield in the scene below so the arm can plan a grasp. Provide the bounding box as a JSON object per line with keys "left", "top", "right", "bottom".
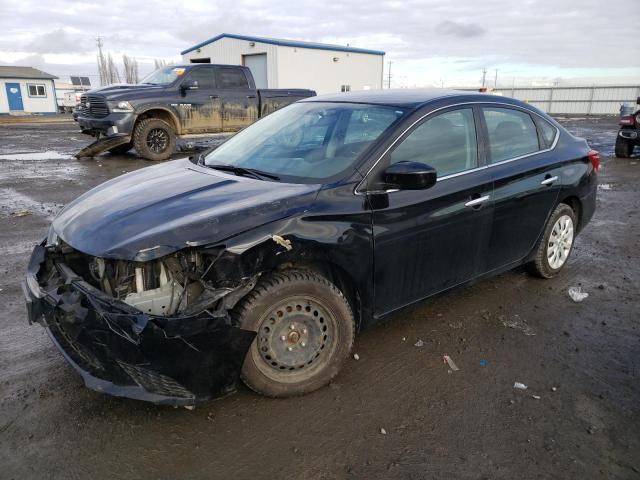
{"left": 139, "top": 66, "right": 187, "bottom": 86}
{"left": 204, "top": 102, "right": 407, "bottom": 183}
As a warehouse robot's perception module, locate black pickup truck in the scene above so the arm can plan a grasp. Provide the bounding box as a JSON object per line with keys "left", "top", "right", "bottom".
{"left": 75, "top": 64, "right": 316, "bottom": 160}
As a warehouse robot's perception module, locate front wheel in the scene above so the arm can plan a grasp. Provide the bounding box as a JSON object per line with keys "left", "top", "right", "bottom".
{"left": 528, "top": 203, "right": 577, "bottom": 278}
{"left": 132, "top": 118, "right": 176, "bottom": 161}
{"left": 234, "top": 270, "right": 355, "bottom": 397}
{"left": 615, "top": 135, "right": 633, "bottom": 158}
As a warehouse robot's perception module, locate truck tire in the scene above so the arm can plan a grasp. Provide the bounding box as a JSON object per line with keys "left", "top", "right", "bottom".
{"left": 233, "top": 269, "right": 355, "bottom": 397}
{"left": 615, "top": 136, "right": 633, "bottom": 158}
{"left": 132, "top": 118, "right": 176, "bottom": 161}
{"left": 527, "top": 203, "right": 577, "bottom": 279}
{"left": 108, "top": 142, "right": 133, "bottom": 155}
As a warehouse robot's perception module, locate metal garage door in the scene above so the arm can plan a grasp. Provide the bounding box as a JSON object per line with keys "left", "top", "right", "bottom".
{"left": 243, "top": 54, "right": 268, "bottom": 89}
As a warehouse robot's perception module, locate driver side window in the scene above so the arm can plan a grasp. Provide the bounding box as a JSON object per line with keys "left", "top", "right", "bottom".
{"left": 389, "top": 108, "right": 478, "bottom": 178}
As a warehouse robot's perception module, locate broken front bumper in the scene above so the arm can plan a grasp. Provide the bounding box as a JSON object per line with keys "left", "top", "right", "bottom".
{"left": 23, "top": 242, "right": 255, "bottom": 406}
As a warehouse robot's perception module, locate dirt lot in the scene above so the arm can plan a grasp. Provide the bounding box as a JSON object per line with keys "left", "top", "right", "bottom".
{"left": 0, "top": 118, "right": 638, "bottom": 479}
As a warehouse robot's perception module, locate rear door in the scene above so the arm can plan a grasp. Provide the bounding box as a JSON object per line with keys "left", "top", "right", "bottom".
{"left": 368, "top": 106, "right": 494, "bottom": 315}
{"left": 178, "top": 66, "right": 222, "bottom": 134}
{"left": 214, "top": 67, "right": 258, "bottom": 131}
{"left": 480, "top": 105, "right": 562, "bottom": 271}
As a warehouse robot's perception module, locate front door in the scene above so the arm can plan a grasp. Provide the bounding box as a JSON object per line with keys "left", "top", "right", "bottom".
{"left": 479, "top": 105, "right": 563, "bottom": 271}
{"left": 177, "top": 67, "right": 222, "bottom": 134}
{"left": 5, "top": 83, "right": 24, "bottom": 111}
{"left": 215, "top": 67, "right": 258, "bottom": 132}
{"left": 368, "top": 106, "right": 494, "bottom": 316}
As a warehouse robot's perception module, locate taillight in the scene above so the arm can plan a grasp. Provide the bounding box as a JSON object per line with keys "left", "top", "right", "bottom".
{"left": 588, "top": 150, "right": 600, "bottom": 172}
{"left": 619, "top": 115, "right": 635, "bottom": 126}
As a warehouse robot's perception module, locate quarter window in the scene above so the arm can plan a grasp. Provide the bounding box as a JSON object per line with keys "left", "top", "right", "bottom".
{"left": 216, "top": 68, "right": 249, "bottom": 89}
{"left": 28, "top": 84, "right": 46, "bottom": 97}
{"left": 536, "top": 117, "right": 558, "bottom": 149}
{"left": 482, "top": 107, "right": 540, "bottom": 163}
{"left": 185, "top": 68, "right": 216, "bottom": 89}
{"left": 389, "top": 108, "right": 478, "bottom": 177}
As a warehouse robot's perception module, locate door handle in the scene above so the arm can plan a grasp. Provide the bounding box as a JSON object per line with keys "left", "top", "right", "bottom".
{"left": 209, "top": 95, "right": 219, "bottom": 99}
{"left": 541, "top": 175, "right": 558, "bottom": 186}
{"left": 465, "top": 195, "right": 490, "bottom": 208}
{"left": 246, "top": 95, "right": 257, "bottom": 99}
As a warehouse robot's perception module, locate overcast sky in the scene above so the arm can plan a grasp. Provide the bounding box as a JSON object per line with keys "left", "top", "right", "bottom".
{"left": 1, "top": 0, "right": 638, "bottom": 87}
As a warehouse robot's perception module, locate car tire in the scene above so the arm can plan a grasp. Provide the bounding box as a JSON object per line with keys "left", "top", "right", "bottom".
{"left": 108, "top": 142, "right": 133, "bottom": 155}
{"left": 615, "top": 136, "right": 633, "bottom": 158}
{"left": 528, "top": 203, "right": 577, "bottom": 279}
{"left": 233, "top": 269, "right": 355, "bottom": 397}
{"left": 132, "top": 118, "right": 176, "bottom": 161}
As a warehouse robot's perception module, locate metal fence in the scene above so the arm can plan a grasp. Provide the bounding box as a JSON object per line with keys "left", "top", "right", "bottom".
{"left": 489, "top": 85, "right": 640, "bottom": 115}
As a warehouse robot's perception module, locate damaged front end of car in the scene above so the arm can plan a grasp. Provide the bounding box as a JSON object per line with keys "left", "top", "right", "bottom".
{"left": 23, "top": 237, "right": 258, "bottom": 406}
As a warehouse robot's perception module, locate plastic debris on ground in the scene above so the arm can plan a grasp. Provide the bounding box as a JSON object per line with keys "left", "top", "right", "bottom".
{"left": 414, "top": 339, "right": 425, "bottom": 347}
{"left": 11, "top": 210, "right": 33, "bottom": 217}
{"left": 353, "top": 353, "right": 360, "bottom": 360}
{"left": 514, "top": 382, "right": 528, "bottom": 390}
{"left": 532, "top": 395, "right": 541, "bottom": 400}
{"left": 500, "top": 314, "right": 535, "bottom": 336}
{"left": 443, "top": 354, "right": 459, "bottom": 371}
{"left": 568, "top": 286, "right": 589, "bottom": 302}
{"left": 380, "top": 428, "right": 387, "bottom": 435}
{"left": 479, "top": 359, "right": 487, "bottom": 367}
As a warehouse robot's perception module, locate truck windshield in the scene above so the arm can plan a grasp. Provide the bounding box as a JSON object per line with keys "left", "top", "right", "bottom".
{"left": 139, "top": 66, "right": 187, "bottom": 86}
{"left": 204, "top": 102, "right": 407, "bottom": 183}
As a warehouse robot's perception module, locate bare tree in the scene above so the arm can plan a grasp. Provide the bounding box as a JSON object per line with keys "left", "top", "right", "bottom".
{"left": 122, "top": 54, "right": 139, "bottom": 84}
{"left": 96, "top": 37, "right": 109, "bottom": 86}
{"left": 106, "top": 53, "right": 121, "bottom": 84}
{"left": 153, "top": 59, "right": 173, "bottom": 70}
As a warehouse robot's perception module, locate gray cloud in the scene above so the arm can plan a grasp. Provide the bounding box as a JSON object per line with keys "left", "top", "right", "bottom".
{"left": 434, "top": 21, "right": 486, "bottom": 38}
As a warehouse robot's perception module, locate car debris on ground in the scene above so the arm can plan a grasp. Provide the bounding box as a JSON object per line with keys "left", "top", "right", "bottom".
{"left": 443, "top": 354, "right": 459, "bottom": 371}
{"left": 514, "top": 382, "right": 528, "bottom": 390}
{"left": 568, "top": 286, "right": 589, "bottom": 302}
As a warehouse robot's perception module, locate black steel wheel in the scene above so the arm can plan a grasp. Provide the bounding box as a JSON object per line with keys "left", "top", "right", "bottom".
{"left": 234, "top": 269, "right": 355, "bottom": 397}
{"left": 133, "top": 118, "right": 176, "bottom": 161}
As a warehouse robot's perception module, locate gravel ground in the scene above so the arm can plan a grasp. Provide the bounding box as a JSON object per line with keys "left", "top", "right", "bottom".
{"left": 0, "top": 117, "right": 638, "bottom": 479}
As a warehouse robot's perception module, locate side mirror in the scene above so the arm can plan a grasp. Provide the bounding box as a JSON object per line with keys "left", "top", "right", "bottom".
{"left": 637, "top": 96, "right": 640, "bottom": 105}
{"left": 181, "top": 79, "right": 199, "bottom": 91}
{"left": 383, "top": 161, "right": 437, "bottom": 190}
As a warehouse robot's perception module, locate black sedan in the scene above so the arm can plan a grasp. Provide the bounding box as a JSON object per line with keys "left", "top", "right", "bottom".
{"left": 23, "top": 90, "right": 598, "bottom": 405}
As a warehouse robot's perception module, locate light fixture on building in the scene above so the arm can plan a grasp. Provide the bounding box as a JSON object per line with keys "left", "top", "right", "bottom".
{"left": 333, "top": 57, "right": 339, "bottom": 62}
{"left": 249, "top": 42, "right": 255, "bottom": 47}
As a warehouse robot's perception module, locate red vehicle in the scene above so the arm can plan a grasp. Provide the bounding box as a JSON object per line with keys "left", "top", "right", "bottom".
{"left": 615, "top": 97, "right": 640, "bottom": 158}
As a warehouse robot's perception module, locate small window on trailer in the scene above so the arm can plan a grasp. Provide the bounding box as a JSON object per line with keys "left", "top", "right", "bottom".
{"left": 341, "top": 85, "right": 351, "bottom": 92}
{"left": 27, "top": 84, "right": 47, "bottom": 97}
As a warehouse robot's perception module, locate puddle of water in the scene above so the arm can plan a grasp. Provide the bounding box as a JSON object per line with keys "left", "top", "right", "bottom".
{"left": 0, "top": 151, "right": 74, "bottom": 161}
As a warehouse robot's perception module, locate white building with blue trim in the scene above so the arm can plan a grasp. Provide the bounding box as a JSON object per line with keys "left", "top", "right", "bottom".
{"left": 0, "top": 66, "right": 58, "bottom": 115}
{"left": 181, "top": 33, "right": 385, "bottom": 95}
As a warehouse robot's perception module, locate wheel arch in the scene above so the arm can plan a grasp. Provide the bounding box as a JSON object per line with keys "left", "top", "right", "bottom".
{"left": 558, "top": 194, "right": 582, "bottom": 231}
{"left": 135, "top": 107, "right": 180, "bottom": 134}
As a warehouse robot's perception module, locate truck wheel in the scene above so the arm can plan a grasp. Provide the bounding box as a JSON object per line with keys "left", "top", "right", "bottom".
{"left": 108, "top": 142, "right": 133, "bottom": 155}
{"left": 527, "top": 203, "right": 577, "bottom": 279}
{"left": 234, "top": 269, "right": 355, "bottom": 397}
{"left": 133, "top": 118, "right": 176, "bottom": 161}
{"left": 615, "top": 136, "right": 633, "bottom": 158}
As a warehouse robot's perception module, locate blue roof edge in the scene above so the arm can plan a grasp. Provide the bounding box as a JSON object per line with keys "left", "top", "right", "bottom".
{"left": 180, "top": 33, "right": 385, "bottom": 56}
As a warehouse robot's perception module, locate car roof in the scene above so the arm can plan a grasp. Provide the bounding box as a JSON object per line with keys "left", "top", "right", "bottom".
{"left": 301, "top": 89, "right": 523, "bottom": 110}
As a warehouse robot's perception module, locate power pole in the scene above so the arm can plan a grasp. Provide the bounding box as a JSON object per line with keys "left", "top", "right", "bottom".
{"left": 494, "top": 69, "right": 498, "bottom": 88}
{"left": 481, "top": 68, "right": 487, "bottom": 87}
{"left": 387, "top": 61, "right": 392, "bottom": 89}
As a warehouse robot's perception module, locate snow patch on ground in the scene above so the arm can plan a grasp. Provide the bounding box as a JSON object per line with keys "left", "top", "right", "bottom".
{"left": 0, "top": 150, "right": 74, "bottom": 160}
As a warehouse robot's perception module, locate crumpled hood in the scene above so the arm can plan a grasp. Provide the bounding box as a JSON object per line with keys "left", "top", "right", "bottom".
{"left": 52, "top": 158, "right": 319, "bottom": 260}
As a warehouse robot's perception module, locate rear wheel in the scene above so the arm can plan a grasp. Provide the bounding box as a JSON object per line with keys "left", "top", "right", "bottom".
{"left": 234, "top": 269, "right": 355, "bottom": 397}
{"left": 615, "top": 135, "right": 633, "bottom": 158}
{"left": 528, "top": 203, "right": 577, "bottom": 278}
{"left": 132, "top": 118, "right": 176, "bottom": 161}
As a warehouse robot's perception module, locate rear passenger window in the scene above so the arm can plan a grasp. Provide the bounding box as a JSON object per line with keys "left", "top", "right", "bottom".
{"left": 537, "top": 118, "right": 558, "bottom": 149}
{"left": 389, "top": 108, "right": 478, "bottom": 177}
{"left": 217, "top": 69, "right": 249, "bottom": 89}
{"left": 482, "top": 107, "right": 540, "bottom": 163}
